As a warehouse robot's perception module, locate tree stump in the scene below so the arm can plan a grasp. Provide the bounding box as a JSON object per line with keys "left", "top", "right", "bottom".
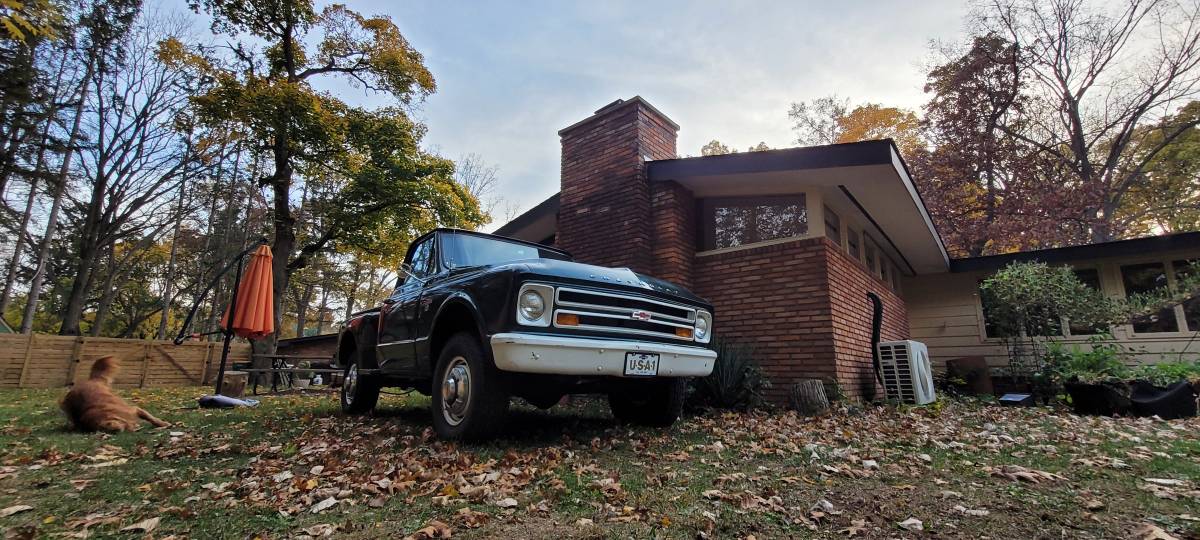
{"left": 219, "top": 371, "right": 249, "bottom": 398}
{"left": 789, "top": 379, "right": 830, "bottom": 415}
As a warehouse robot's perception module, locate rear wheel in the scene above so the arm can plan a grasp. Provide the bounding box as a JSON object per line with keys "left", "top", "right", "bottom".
{"left": 608, "top": 378, "right": 686, "bottom": 427}
{"left": 431, "top": 333, "right": 510, "bottom": 441}
{"left": 341, "top": 348, "right": 381, "bottom": 414}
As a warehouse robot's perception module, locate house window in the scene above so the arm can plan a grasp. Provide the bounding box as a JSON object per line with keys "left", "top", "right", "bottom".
{"left": 1121, "top": 262, "right": 1178, "bottom": 333}
{"left": 1067, "top": 268, "right": 1105, "bottom": 336}
{"left": 847, "top": 229, "right": 860, "bottom": 259}
{"left": 864, "top": 235, "right": 878, "bottom": 275}
{"left": 823, "top": 206, "right": 841, "bottom": 246}
{"left": 1172, "top": 259, "right": 1199, "bottom": 332}
{"left": 703, "top": 195, "right": 808, "bottom": 250}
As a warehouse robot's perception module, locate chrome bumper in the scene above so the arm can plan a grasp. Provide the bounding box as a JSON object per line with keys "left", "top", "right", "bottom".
{"left": 489, "top": 333, "right": 716, "bottom": 377}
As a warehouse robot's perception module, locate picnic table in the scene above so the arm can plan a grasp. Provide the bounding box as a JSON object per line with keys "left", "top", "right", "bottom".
{"left": 238, "top": 354, "right": 341, "bottom": 395}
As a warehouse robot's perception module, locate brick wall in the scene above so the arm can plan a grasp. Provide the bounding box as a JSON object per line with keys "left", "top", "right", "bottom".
{"left": 692, "top": 238, "right": 836, "bottom": 404}
{"left": 650, "top": 181, "right": 695, "bottom": 288}
{"left": 557, "top": 99, "right": 677, "bottom": 275}
{"left": 825, "top": 240, "right": 910, "bottom": 400}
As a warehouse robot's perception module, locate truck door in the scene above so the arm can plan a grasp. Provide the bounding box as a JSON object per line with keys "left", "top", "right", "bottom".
{"left": 377, "top": 235, "right": 437, "bottom": 374}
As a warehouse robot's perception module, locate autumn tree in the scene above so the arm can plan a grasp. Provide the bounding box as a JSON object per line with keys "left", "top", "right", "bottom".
{"left": 1116, "top": 101, "right": 1200, "bottom": 234}
{"left": 921, "top": 33, "right": 1032, "bottom": 256}
{"left": 184, "top": 1, "right": 483, "bottom": 362}
{"left": 700, "top": 140, "right": 734, "bottom": 156}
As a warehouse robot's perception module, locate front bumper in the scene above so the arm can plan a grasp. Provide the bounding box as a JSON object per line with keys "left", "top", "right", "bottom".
{"left": 489, "top": 333, "right": 716, "bottom": 377}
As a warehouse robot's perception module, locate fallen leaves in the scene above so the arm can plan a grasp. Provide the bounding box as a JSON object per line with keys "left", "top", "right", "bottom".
{"left": 898, "top": 517, "right": 923, "bottom": 531}
{"left": 1131, "top": 522, "right": 1179, "bottom": 540}
{"left": 119, "top": 517, "right": 160, "bottom": 534}
{"left": 0, "top": 505, "right": 32, "bottom": 518}
{"left": 404, "top": 519, "right": 452, "bottom": 540}
{"left": 986, "top": 465, "right": 1066, "bottom": 484}
{"left": 309, "top": 497, "right": 338, "bottom": 514}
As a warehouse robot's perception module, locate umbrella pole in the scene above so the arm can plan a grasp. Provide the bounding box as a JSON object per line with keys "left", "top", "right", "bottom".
{"left": 214, "top": 256, "right": 246, "bottom": 396}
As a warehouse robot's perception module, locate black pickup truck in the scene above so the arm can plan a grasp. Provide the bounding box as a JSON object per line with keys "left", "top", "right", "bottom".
{"left": 336, "top": 229, "right": 716, "bottom": 440}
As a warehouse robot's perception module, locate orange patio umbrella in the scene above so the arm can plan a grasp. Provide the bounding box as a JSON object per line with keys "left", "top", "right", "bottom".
{"left": 222, "top": 245, "right": 275, "bottom": 339}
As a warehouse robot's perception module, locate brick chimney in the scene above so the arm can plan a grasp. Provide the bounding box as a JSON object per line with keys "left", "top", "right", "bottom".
{"left": 556, "top": 97, "right": 679, "bottom": 275}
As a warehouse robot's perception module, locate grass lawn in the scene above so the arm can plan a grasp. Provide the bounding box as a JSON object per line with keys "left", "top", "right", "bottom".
{"left": 0, "top": 387, "right": 1197, "bottom": 539}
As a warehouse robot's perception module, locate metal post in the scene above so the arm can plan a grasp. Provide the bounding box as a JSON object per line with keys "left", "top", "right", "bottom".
{"left": 214, "top": 256, "right": 245, "bottom": 396}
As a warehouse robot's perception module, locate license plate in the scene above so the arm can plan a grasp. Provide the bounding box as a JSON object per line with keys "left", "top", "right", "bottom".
{"left": 623, "top": 352, "right": 660, "bottom": 376}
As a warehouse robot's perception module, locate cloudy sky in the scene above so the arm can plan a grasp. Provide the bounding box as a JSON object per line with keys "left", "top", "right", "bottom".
{"left": 178, "top": 1, "right": 974, "bottom": 229}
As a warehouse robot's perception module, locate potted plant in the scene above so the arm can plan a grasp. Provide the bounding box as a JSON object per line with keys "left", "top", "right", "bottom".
{"left": 293, "top": 361, "right": 313, "bottom": 389}
{"left": 1046, "top": 339, "right": 1134, "bottom": 416}
{"left": 1128, "top": 360, "right": 1200, "bottom": 419}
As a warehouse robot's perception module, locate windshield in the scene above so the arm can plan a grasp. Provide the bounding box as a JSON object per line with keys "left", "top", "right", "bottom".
{"left": 441, "top": 232, "right": 568, "bottom": 269}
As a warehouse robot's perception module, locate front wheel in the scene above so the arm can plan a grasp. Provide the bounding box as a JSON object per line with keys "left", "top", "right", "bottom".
{"left": 341, "top": 353, "right": 381, "bottom": 414}
{"left": 608, "top": 378, "right": 686, "bottom": 427}
{"left": 431, "top": 333, "right": 510, "bottom": 441}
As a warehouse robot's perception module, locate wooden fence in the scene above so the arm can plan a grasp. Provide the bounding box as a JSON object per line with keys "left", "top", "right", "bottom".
{"left": 0, "top": 334, "right": 252, "bottom": 389}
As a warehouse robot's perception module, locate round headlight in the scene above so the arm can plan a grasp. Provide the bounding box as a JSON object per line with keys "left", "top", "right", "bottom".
{"left": 519, "top": 290, "right": 545, "bottom": 320}
{"left": 694, "top": 315, "right": 709, "bottom": 339}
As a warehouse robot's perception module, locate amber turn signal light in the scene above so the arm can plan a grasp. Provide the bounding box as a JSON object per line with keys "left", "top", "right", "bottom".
{"left": 675, "top": 327, "right": 694, "bottom": 339}
{"left": 556, "top": 313, "right": 580, "bottom": 326}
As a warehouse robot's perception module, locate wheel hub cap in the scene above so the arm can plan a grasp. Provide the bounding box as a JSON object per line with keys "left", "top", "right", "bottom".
{"left": 441, "top": 357, "right": 471, "bottom": 426}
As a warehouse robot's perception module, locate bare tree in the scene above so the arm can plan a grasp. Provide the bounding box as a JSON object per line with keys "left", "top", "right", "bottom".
{"left": 455, "top": 152, "right": 501, "bottom": 217}
{"left": 788, "top": 95, "right": 850, "bottom": 146}
{"left": 980, "top": 0, "right": 1200, "bottom": 242}
{"left": 59, "top": 13, "right": 206, "bottom": 335}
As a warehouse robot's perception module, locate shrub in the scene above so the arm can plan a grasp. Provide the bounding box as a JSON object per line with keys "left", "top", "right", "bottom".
{"left": 687, "top": 336, "right": 770, "bottom": 410}
{"left": 1132, "top": 359, "right": 1200, "bottom": 386}
{"left": 1044, "top": 337, "right": 1131, "bottom": 384}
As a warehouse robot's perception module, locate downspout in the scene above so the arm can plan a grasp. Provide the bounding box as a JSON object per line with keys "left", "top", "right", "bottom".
{"left": 866, "top": 292, "right": 884, "bottom": 401}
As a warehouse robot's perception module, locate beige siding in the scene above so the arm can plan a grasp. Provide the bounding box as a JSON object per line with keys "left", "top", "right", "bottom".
{"left": 904, "top": 246, "right": 1200, "bottom": 369}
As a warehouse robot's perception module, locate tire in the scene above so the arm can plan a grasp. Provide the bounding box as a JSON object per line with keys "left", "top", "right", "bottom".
{"left": 430, "top": 332, "right": 510, "bottom": 441}
{"left": 608, "top": 378, "right": 686, "bottom": 427}
{"left": 341, "top": 346, "right": 381, "bottom": 414}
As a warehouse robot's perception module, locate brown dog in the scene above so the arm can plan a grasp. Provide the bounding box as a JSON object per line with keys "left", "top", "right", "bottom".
{"left": 60, "top": 356, "right": 170, "bottom": 432}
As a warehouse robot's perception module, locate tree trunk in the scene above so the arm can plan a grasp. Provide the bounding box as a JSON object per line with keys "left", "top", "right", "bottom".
{"left": 0, "top": 64, "right": 62, "bottom": 317}
{"left": 294, "top": 280, "right": 313, "bottom": 337}
{"left": 89, "top": 242, "right": 119, "bottom": 337}
{"left": 789, "top": 379, "right": 830, "bottom": 415}
{"left": 314, "top": 283, "right": 329, "bottom": 335}
{"left": 21, "top": 57, "right": 94, "bottom": 334}
{"left": 344, "top": 263, "right": 361, "bottom": 322}
{"left": 156, "top": 172, "right": 190, "bottom": 339}
{"left": 0, "top": 173, "right": 38, "bottom": 316}
{"left": 60, "top": 224, "right": 102, "bottom": 335}
{"left": 60, "top": 66, "right": 110, "bottom": 336}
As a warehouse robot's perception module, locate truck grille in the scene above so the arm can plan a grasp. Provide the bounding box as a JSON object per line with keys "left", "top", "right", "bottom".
{"left": 554, "top": 287, "right": 697, "bottom": 341}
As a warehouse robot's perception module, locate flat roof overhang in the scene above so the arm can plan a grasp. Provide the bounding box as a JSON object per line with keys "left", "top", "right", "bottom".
{"left": 647, "top": 140, "right": 950, "bottom": 275}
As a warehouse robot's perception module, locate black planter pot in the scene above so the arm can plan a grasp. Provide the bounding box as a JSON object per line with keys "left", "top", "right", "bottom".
{"left": 1065, "top": 381, "right": 1131, "bottom": 416}
{"left": 1130, "top": 380, "right": 1198, "bottom": 420}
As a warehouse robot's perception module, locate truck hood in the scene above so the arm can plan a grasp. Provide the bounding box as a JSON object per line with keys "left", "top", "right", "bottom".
{"left": 505, "top": 258, "right": 710, "bottom": 308}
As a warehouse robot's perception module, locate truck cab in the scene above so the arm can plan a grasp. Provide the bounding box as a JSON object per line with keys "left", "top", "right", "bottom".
{"left": 337, "top": 229, "right": 716, "bottom": 440}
